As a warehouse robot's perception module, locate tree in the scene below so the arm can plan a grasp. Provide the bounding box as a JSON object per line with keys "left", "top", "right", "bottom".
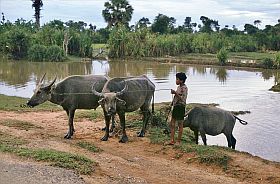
{"left": 183, "top": 16, "right": 193, "bottom": 32}
{"left": 136, "top": 17, "right": 150, "bottom": 29}
{"left": 244, "top": 24, "right": 258, "bottom": 34}
{"left": 199, "top": 16, "right": 220, "bottom": 33}
{"left": 31, "top": 0, "right": 43, "bottom": 27}
{"left": 254, "top": 20, "right": 261, "bottom": 28}
{"left": 151, "top": 14, "right": 176, "bottom": 34}
{"left": 199, "top": 16, "right": 211, "bottom": 32}
{"left": 102, "top": 0, "right": 134, "bottom": 28}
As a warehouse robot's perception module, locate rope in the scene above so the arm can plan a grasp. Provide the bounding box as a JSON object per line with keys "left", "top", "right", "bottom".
{"left": 50, "top": 88, "right": 171, "bottom": 96}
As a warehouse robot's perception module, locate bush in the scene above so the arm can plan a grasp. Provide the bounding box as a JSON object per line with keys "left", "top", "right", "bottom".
{"left": 217, "top": 48, "right": 228, "bottom": 65}
{"left": 28, "top": 44, "right": 47, "bottom": 61}
{"left": 5, "top": 29, "right": 30, "bottom": 59}
{"left": 262, "top": 58, "right": 274, "bottom": 69}
{"left": 274, "top": 52, "right": 280, "bottom": 69}
{"left": 46, "top": 45, "right": 65, "bottom": 62}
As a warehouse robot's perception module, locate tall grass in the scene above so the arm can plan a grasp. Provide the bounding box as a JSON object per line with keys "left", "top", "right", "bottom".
{"left": 108, "top": 27, "right": 258, "bottom": 58}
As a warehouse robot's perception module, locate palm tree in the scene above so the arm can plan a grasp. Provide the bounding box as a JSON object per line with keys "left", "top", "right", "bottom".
{"left": 31, "top": 0, "right": 43, "bottom": 27}
{"left": 102, "top": 0, "right": 134, "bottom": 28}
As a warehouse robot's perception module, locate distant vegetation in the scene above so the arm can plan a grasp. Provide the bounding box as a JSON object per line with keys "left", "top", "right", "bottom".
{"left": 0, "top": 0, "right": 279, "bottom": 68}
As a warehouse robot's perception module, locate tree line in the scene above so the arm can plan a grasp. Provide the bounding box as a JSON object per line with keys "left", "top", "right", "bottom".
{"left": 0, "top": 0, "right": 279, "bottom": 62}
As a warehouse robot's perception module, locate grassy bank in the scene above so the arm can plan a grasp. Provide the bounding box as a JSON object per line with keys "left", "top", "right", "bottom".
{"left": 0, "top": 131, "right": 96, "bottom": 174}
{"left": 140, "top": 52, "right": 276, "bottom": 69}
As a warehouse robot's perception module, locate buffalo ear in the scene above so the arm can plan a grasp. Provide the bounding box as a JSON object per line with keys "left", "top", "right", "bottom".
{"left": 116, "top": 97, "right": 126, "bottom": 106}
{"left": 98, "top": 98, "right": 105, "bottom": 105}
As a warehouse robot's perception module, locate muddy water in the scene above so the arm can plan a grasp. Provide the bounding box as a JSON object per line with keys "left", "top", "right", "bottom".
{"left": 0, "top": 60, "right": 279, "bottom": 162}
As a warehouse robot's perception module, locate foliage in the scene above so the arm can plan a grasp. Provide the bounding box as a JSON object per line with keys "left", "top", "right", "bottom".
{"left": 102, "top": 0, "right": 134, "bottom": 28}
{"left": 261, "top": 58, "right": 274, "bottom": 69}
{"left": 199, "top": 16, "right": 220, "bottom": 33}
{"left": 274, "top": 52, "right": 280, "bottom": 69}
{"left": 31, "top": 0, "right": 43, "bottom": 27}
{"left": 28, "top": 44, "right": 47, "bottom": 61}
{"left": 46, "top": 45, "right": 65, "bottom": 62}
{"left": 5, "top": 28, "right": 30, "bottom": 59}
{"left": 217, "top": 48, "right": 228, "bottom": 65}
{"left": 151, "top": 14, "right": 176, "bottom": 34}
{"left": 1, "top": 14, "right": 280, "bottom": 63}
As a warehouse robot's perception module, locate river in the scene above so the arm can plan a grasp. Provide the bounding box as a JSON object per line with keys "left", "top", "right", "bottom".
{"left": 0, "top": 60, "right": 279, "bottom": 162}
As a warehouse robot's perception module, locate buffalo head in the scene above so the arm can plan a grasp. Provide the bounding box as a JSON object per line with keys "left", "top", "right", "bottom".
{"left": 27, "top": 73, "right": 56, "bottom": 107}
{"left": 92, "top": 83, "right": 127, "bottom": 116}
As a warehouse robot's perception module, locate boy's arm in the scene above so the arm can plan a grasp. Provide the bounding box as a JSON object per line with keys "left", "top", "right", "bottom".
{"left": 171, "top": 87, "right": 188, "bottom": 102}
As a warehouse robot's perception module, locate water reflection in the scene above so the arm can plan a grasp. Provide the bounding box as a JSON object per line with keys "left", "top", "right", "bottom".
{"left": 1, "top": 60, "right": 279, "bottom": 88}
{"left": 0, "top": 61, "right": 93, "bottom": 87}
{"left": 1, "top": 60, "right": 280, "bottom": 162}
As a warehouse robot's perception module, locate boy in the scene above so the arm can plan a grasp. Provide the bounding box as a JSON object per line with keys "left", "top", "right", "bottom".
{"left": 169, "top": 72, "right": 188, "bottom": 145}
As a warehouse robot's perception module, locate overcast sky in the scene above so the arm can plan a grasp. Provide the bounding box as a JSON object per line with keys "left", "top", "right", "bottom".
{"left": 1, "top": 0, "right": 279, "bottom": 30}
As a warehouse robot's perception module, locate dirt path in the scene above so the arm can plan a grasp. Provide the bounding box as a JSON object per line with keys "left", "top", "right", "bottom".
{"left": 0, "top": 110, "right": 279, "bottom": 184}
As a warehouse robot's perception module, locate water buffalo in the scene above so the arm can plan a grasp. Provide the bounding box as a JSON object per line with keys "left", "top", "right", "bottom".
{"left": 27, "top": 74, "right": 109, "bottom": 139}
{"left": 92, "top": 75, "right": 155, "bottom": 143}
{"left": 183, "top": 106, "right": 248, "bottom": 149}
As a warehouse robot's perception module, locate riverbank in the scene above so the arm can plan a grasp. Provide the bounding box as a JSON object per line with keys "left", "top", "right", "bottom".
{"left": 0, "top": 95, "right": 279, "bottom": 184}
{"left": 139, "top": 52, "right": 274, "bottom": 68}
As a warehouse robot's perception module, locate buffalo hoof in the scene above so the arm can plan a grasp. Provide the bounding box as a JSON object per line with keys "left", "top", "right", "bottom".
{"left": 137, "top": 130, "right": 145, "bottom": 137}
{"left": 101, "top": 136, "right": 108, "bottom": 141}
{"left": 119, "top": 135, "right": 128, "bottom": 143}
{"left": 64, "top": 133, "right": 72, "bottom": 139}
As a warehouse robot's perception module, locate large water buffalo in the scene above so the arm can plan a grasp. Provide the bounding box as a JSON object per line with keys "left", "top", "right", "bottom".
{"left": 92, "top": 75, "right": 155, "bottom": 143}
{"left": 183, "top": 106, "right": 248, "bottom": 149}
{"left": 27, "top": 74, "right": 109, "bottom": 139}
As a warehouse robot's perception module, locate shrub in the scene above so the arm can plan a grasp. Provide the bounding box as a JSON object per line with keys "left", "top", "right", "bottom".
{"left": 28, "top": 44, "right": 47, "bottom": 61}
{"left": 217, "top": 48, "right": 228, "bottom": 65}
{"left": 274, "top": 52, "right": 280, "bottom": 69}
{"left": 5, "top": 29, "right": 30, "bottom": 59}
{"left": 262, "top": 58, "right": 274, "bottom": 69}
{"left": 46, "top": 45, "right": 65, "bottom": 62}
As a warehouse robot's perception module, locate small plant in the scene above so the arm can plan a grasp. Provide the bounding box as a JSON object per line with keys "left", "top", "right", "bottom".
{"left": 262, "top": 57, "right": 274, "bottom": 69}
{"left": 217, "top": 48, "right": 228, "bottom": 65}
{"left": 76, "top": 141, "right": 102, "bottom": 152}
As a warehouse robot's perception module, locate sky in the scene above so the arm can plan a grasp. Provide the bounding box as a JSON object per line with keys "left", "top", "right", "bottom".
{"left": 0, "top": 0, "right": 279, "bottom": 30}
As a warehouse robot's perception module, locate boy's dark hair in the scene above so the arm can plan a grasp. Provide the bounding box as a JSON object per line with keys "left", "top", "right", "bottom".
{"left": 176, "top": 72, "right": 187, "bottom": 83}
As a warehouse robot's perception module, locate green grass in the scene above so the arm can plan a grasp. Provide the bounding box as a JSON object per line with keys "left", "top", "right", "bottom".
{"left": 180, "top": 144, "right": 231, "bottom": 170}
{"left": 91, "top": 44, "right": 108, "bottom": 50}
{"left": 149, "top": 127, "right": 231, "bottom": 170}
{"left": 0, "top": 94, "right": 61, "bottom": 111}
{"left": 15, "top": 148, "right": 95, "bottom": 174}
{"left": 0, "top": 131, "right": 27, "bottom": 147}
{"left": 76, "top": 141, "right": 102, "bottom": 153}
{"left": 229, "top": 52, "right": 275, "bottom": 60}
{"left": 0, "top": 131, "right": 95, "bottom": 174}
{"left": 0, "top": 119, "right": 41, "bottom": 130}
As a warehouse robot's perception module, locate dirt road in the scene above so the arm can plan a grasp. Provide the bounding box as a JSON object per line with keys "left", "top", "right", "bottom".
{"left": 0, "top": 110, "right": 279, "bottom": 184}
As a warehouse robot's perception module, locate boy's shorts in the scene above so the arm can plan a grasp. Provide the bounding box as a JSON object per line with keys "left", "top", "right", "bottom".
{"left": 172, "top": 105, "right": 185, "bottom": 120}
